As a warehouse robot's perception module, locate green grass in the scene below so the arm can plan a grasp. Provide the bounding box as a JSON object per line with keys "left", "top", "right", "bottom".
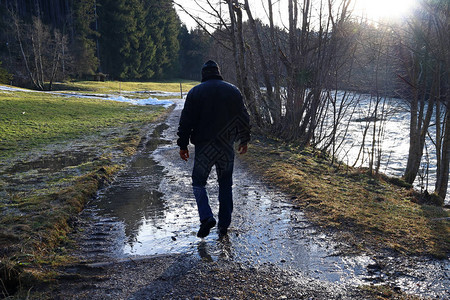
{"left": 0, "top": 81, "right": 178, "bottom": 296}
{"left": 242, "top": 138, "right": 450, "bottom": 257}
{"left": 0, "top": 90, "right": 165, "bottom": 158}
{"left": 51, "top": 79, "right": 198, "bottom": 93}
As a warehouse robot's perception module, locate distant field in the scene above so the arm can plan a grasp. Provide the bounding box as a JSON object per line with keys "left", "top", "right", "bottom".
{"left": 51, "top": 80, "right": 198, "bottom": 94}
{"left": 0, "top": 80, "right": 198, "bottom": 158}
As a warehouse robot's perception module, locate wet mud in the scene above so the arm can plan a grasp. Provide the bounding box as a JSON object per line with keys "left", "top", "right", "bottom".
{"left": 0, "top": 148, "right": 100, "bottom": 202}
{"left": 4, "top": 151, "right": 96, "bottom": 174}
{"left": 56, "top": 99, "right": 449, "bottom": 299}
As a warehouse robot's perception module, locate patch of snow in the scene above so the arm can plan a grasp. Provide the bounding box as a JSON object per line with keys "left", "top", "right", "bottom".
{"left": 124, "top": 90, "right": 185, "bottom": 98}
{"left": 59, "top": 92, "right": 174, "bottom": 107}
{"left": 58, "top": 92, "right": 174, "bottom": 107}
{"left": 0, "top": 85, "right": 174, "bottom": 108}
{"left": 106, "top": 95, "right": 174, "bottom": 108}
{"left": 0, "top": 85, "right": 36, "bottom": 92}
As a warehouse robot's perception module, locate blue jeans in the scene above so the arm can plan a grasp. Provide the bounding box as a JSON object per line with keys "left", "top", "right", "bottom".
{"left": 192, "top": 142, "right": 234, "bottom": 229}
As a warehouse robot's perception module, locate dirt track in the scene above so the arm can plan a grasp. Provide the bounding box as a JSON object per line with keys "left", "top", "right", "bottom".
{"left": 48, "top": 99, "right": 447, "bottom": 299}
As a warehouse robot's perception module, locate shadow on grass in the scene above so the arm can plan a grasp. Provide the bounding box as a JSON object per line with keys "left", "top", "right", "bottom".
{"left": 50, "top": 82, "right": 96, "bottom": 92}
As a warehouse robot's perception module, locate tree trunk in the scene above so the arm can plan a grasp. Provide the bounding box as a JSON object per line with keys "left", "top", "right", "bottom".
{"left": 404, "top": 100, "right": 434, "bottom": 184}
{"left": 267, "top": 0, "right": 282, "bottom": 126}
{"left": 235, "top": 0, "right": 260, "bottom": 125}
{"left": 243, "top": 0, "right": 279, "bottom": 126}
{"left": 435, "top": 102, "right": 449, "bottom": 200}
{"left": 13, "top": 12, "right": 41, "bottom": 90}
{"left": 285, "top": 0, "right": 297, "bottom": 130}
{"left": 403, "top": 61, "right": 435, "bottom": 184}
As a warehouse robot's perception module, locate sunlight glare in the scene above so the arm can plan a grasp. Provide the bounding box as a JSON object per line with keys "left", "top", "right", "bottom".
{"left": 355, "top": 0, "right": 417, "bottom": 21}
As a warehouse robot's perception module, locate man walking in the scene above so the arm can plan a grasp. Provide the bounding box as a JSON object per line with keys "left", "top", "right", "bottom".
{"left": 177, "top": 60, "right": 250, "bottom": 238}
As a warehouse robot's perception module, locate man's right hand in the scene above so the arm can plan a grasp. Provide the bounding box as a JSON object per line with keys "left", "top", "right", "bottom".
{"left": 238, "top": 144, "right": 248, "bottom": 155}
{"left": 179, "top": 149, "right": 189, "bottom": 161}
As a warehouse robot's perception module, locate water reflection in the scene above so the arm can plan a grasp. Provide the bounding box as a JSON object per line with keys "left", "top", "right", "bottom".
{"left": 196, "top": 236, "right": 233, "bottom": 262}
{"left": 197, "top": 241, "right": 213, "bottom": 262}
{"left": 97, "top": 185, "right": 166, "bottom": 244}
{"left": 88, "top": 100, "right": 449, "bottom": 298}
{"left": 93, "top": 133, "right": 168, "bottom": 247}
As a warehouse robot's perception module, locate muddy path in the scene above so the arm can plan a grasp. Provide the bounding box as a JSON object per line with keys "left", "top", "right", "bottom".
{"left": 51, "top": 99, "right": 449, "bottom": 299}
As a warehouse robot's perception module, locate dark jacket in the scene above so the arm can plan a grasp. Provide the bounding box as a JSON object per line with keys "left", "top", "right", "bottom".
{"left": 177, "top": 76, "right": 250, "bottom": 150}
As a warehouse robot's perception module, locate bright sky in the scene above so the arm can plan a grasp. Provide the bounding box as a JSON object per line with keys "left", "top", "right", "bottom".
{"left": 354, "top": 0, "right": 417, "bottom": 21}
{"left": 174, "top": 0, "right": 418, "bottom": 30}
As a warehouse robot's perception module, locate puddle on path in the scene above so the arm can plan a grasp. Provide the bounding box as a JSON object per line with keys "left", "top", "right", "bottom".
{"left": 86, "top": 100, "right": 449, "bottom": 298}
{"left": 92, "top": 124, "right": 170, "bottom": 245}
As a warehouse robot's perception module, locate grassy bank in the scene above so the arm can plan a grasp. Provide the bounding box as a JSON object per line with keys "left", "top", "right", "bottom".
{"left": 0, "top": 82, "right": 177, "bottom": 297}
{"left": 51, "top": 79, "right": 197, "bottom": 94}
{"left": 0, "top": 91, "right": 168, "bottom": 158}
{"left": 241, "top": 138, "right": 449, "bottom": 258}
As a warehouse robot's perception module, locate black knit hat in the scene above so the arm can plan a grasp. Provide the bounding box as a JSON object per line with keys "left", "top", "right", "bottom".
{"left": 201, "top": 60, "right": 222, "bottom": 81}
{"left": 202, "top": 60, "right": 219, "bottom": 69}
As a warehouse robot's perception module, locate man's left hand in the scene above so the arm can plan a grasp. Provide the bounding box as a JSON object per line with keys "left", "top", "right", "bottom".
{"left": 180, "top": 149, "right": 189, "bottom": 161}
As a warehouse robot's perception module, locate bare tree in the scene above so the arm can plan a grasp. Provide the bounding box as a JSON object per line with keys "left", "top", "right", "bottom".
{"left": 427, "top": 0, "right": 449, "bottom": 201}
{"left": 435, "top": 103, "right": 449, "bottom": 200}
{"left": 399, "top": 1, "right": 443, "bottom": 188}
{"left": 177, "top": 0, "right": 356, "bottom": 140}
{"left": 267, "top": 0, "right": 282, "bottom": 126}
{"left": 11, "top": 12, "right": 44, "bottom": 90}
{"left": 10, "top": 10, "right": 69, "bottom": 90}
{"left": 243, "top": 0, "right": 279, "bottom": 126}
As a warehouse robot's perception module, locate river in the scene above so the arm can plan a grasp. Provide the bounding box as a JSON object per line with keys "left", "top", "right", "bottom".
{"left": 321, "top": 91, "right": 449, "bottom": 204}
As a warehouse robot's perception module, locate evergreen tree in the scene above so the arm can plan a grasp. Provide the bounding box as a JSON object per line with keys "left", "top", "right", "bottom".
{"left": 120, "top": 0, "right": 145, "bottom": 79}
{"left": 160, "top": 0, "right": 181, "bottom": 78}
{"left": 0, "top": 61, "right": 12, "bottom": 84}
{"left": 145, "top": 0, "right": 180, "bottom": 79}
{"left": 0, "top": 2, "right": 10, "bottom": 63}
{"left": 98, "top": 0, "right": 145, "bottom": 79}
{"left": 136, "top": 0, "right": 157, "bottom": 79}
{"left": 178, "top": 25, "right": 190, "bottom": 77}
{"left": 178, "top": 26, "right": 212, "bottom": 80}
{"left": 72, "top": 0, "right": 99, "bottom": 77}
{"left": 1, "top": 0, "right": 183, "bottom": 82}
{"left": 98, "top": 0, "right": 182, "bottom": 79}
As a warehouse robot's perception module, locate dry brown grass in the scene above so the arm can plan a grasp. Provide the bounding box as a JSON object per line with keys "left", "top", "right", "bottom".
{"left": 241, "top": 137, "right": 449, "bottom": 258}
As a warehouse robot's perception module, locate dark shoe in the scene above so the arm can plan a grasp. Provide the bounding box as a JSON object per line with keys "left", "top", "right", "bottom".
{"left": 197, "top": 217, "right": 216, "bottom": 238}
{"left": 218, "top": 226, "right": 228, "bottom": 237}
